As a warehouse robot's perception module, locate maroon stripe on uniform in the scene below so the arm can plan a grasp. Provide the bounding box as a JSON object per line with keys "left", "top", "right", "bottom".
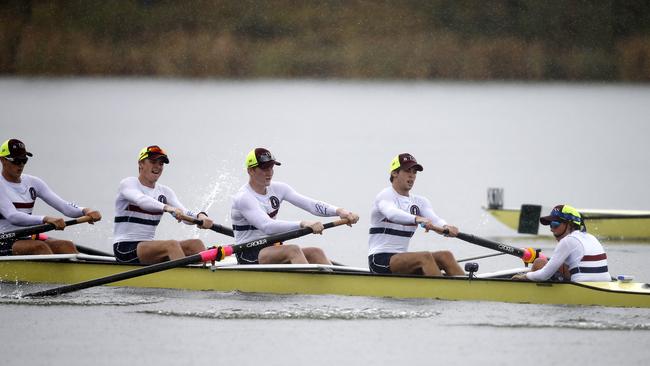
{"left": 382, "top": 218, "right": 417, "bottom": 227}
{"left": 268, "top": 209, "right": 279, "bottom": 218}
{"left": 582, "top": 253, "right": 607, "bottom": 261}
{"left": 126, "top": 204, "right": 162, "bottom": 216}
{"left": 13, "top": 202, "right": 34, "bottom": 209}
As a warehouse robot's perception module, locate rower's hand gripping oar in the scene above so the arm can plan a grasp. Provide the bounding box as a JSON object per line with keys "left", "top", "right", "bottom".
{"left": 204, "top": 219, "right": 348, "bottom": 262}
{"left": 23, "top": 219, "right": 350, "bottom": 298}
{"left": 0, "top": 215, "right": 97, "bottom": 241}
{"left": 425, "top": 224, "right": 545, "bottom": 265}
{"left": 171, "top": 212, "right": 234, "bottom": 237}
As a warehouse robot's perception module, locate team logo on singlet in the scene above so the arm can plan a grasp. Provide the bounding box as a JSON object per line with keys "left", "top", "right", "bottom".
{"left": 158, "top": 195, "right": 167, "bottom": 204}
{"left": 29, "top": 187, "right": 37, "bottom": 201}
{"left": 410, "top": 205, "right": 420, "bottom": 216}
{"left": 270, "top": 196, "right": 280, "bottom": 209}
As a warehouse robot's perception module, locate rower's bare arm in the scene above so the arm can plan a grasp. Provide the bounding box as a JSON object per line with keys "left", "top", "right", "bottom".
{"left": 336, "top": 208, "right": 359, "bottom": 226}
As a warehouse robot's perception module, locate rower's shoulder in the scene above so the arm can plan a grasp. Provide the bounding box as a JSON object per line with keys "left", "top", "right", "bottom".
{"left": 117, "top": 176, "right": 140, "bottom": 190}
{"left": 18, "top": 174, "right": 46, "bottom": 187}
{"left": 232, "top": 184, "right": 253, "bottom": 201}
{"left": 375, "top": 186, "right": 393, "bottom": 198}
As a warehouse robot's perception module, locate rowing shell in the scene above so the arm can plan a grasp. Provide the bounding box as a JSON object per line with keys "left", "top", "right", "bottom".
{"left": 484, "top": 207, "right": 650, "bottom": 240}
{"left": 1, "top": 255, "right": 649, "bottom": 308}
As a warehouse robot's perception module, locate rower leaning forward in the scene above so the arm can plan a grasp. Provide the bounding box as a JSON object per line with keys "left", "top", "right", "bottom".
{"left": 230, "top": 148, "right": 359, "bottom": 265}
{"left": 112, "top": 145, "right": 214, "bottom": 264}
{"left": 0, "top": 139, "right": 101, "bottom": 256}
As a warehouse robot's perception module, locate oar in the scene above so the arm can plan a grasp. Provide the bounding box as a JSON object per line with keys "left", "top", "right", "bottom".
{"left": 426, "top": 224, "right": 544, "bottom": 264}
{"left": 24, "top": 219, "right": 349, "bottom": 297}
{"left": 75, "top": 244, "right": 114, "bottom": 257}
{"left": 174, "top": 213, "right": 234, "bottom": 237}
{"left": 455, "top": 232, "right": 544, "bottom": 264}
{"left": 457, "top": 252, "right": 507, "bottom": 263}
{"left": 0, "top": 216, "right": 96, "bottom": 241}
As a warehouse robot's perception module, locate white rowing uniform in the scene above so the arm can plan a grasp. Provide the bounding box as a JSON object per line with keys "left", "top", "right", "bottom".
{"left": 230, "top": 181, "right": 339, "bottom": 245}
{"left": 526, "top": 230, "right": 610, "bottom": 282}
{"left": 0, "top": 174, "right": 84, "bottom": 233}
{"left": 368, "top": 186, "right": 447, "bottom": 255}
{"left": 113, "top": 177, "right": 197, "bottom": 243}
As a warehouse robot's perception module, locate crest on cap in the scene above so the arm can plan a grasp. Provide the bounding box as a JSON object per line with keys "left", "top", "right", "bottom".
{"left": 0, "top": 139, "right": 33, "bottom": 158}
{"left": 389, "top": 153, "right": 424, "bottom": 172}
{"left": 246, "top": 148, "right": 281, "bottom": 169}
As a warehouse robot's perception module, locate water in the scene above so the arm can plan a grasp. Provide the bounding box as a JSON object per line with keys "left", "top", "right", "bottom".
{"left": 1, "top": 78, "right": 650, "bottom": 365}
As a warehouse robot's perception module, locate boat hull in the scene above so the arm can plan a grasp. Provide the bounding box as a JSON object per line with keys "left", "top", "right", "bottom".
{"left": 2, "top": 260, "right": 650, "bottom": 308}
{"left": 485, "top": 208, "right": 650, "bottom": 240}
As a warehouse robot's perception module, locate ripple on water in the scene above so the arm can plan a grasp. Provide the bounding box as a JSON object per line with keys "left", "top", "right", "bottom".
{"left": 466, "top": 317, "right": 650, "bottom": 331}
{"left": 138, "top": 306, "right": 441, "bottom": 320}
{"left": 0, "top": 289, "right": 164, "bottom": 307}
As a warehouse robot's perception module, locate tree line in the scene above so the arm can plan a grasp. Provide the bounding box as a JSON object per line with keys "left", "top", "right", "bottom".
{"left": 1, "top": 0, "right": 649, "bottom": 80}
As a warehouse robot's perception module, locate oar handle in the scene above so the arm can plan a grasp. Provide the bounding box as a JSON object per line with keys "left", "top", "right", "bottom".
{"left": 201, "top": 219, "right": 350, "bottom": 262}
{"left": 0, "top": 215, "right": 95, "bottom": 241}
{"left": 173, "top": 212, "right": 234, "bottom": 237}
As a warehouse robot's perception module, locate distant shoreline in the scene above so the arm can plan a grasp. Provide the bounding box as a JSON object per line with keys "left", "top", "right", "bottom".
{"left": 1, "top": 1, "right": 649, "bottom": 81}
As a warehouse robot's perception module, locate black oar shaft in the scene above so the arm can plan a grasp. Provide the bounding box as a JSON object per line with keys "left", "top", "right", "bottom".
{"left": 25, "top": 219, "right": 348, "bottom": 298}
{"left": 227, "top": 221, "right": 341, "bottom": 254}
{"left": 211, "top": 224, "right": 234, "bottom": 237}
{"left": 456, "top": 232, "right": 526, "bottom": 258}
{"left": 180, "top": 215, "right": 234, "bottom": 237}
{"left": 75, "top": 244, "right": 114, "bottom": 257}
{"left": 0, "top": 216, "right": 92, "bottom": 241}
{"left": 25, "top": 254, "right": 202, "bottom": 297}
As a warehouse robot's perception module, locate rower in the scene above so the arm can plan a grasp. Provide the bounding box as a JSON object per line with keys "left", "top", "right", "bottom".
{"left": 512, "top": 204, "right": 611, "bottom": 282}
{"left": 230, "top": 147, "right": 359, "bottom": 265}
{"left": 367, "top": 153, "right": 464, "bottom": 276}
{"left": 112, "top": 145, "right": 214, "bottom": 264}
{"left": 0, "top": 138, "right": 101, "bottom": 256}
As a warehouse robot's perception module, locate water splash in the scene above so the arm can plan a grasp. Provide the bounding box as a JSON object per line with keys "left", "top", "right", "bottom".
{"left": 0, "top": 283, "right": 164, "bottom": 306}
{"left": 138, "top": 306, "right": 440, "bottom": 320}
{"left": 0, "top": 295, "right": 162, "bottom": 307}
{"left": 190, "top": 159, "right": 239, "bottom": 238}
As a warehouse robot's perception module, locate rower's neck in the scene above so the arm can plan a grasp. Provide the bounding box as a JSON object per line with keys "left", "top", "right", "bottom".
{"left": 1, "top": 169, "right": 20, "bottom": 183}
{"left": 249, "top": 180, "right": 267, "bottom": 195}
{"left": 138, "top": 175, "right": 156, "bottom": 189}
{"left": 392, "top": 183, "right": 410, "bottom": 197}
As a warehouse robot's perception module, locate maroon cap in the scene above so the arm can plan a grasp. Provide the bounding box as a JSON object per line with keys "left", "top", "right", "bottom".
{"left": 246, "top": 148, "right": 282, "bottom": 169}
{"left": 390, "top": 153, "right": 423, "bottom": 172}
{"left": 0, "top": 139, "right": 33, "bottom": 159}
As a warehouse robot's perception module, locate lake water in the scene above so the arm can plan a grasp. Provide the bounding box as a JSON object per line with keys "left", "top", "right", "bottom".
{"left": 1, "top": 78, "right": 650, "bottom": 365}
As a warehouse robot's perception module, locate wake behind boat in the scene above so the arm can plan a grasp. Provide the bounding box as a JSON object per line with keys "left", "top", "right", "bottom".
{"left": 484, "top": 188, "right": 650, "bottom": 240}
{"left": 2, "top": 253, "right": 649, "bottom": 308}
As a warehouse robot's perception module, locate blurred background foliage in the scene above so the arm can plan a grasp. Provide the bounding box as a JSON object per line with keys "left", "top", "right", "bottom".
{"left": 1, "top": 0, "right": 649, "bottom": 80}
